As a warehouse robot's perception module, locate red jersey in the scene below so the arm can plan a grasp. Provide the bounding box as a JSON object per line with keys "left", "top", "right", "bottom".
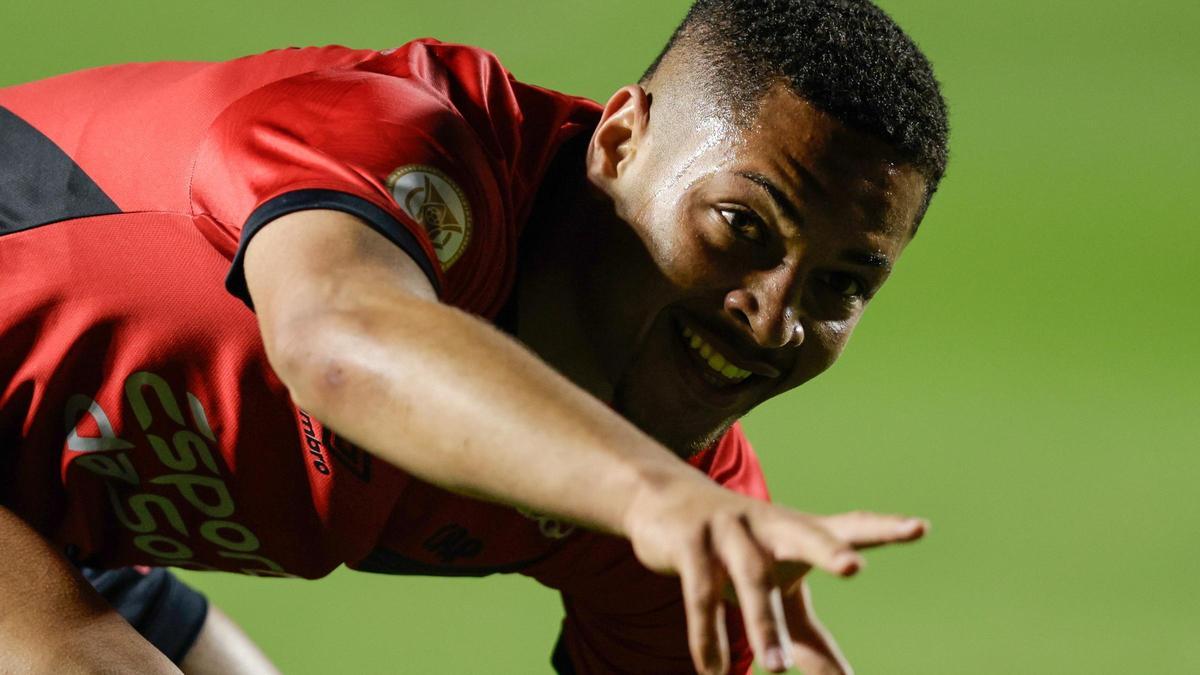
{"left": 0, "top": 40, "right": 765, "bottom": 673}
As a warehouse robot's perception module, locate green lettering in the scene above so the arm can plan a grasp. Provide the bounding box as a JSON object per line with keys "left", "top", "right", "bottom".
{"left": 150, "top": 474, "right": 233, "bottom": 518}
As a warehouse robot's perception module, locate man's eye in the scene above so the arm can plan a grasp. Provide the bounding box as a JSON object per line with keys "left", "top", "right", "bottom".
{"left": 718, "top": 208, "right": 764, "bottom": 243}
{"left": 822, "top": 272, "right": 866, "bottom": 299}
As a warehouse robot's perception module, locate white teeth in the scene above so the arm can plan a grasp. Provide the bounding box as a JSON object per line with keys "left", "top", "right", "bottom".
{"left": 708, "top": 353, "right": 727, "bottom": 371}
{"left": 679, "top": 324, "right": 752, "bottom": 383}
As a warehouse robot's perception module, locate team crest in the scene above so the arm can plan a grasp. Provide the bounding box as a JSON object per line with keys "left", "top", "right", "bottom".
{"left": 386, "top": 165, "right": 472, "bottom": 269}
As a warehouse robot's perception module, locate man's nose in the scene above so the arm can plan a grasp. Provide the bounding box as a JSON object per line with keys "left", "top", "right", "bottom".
{"left": 723, "top": 275, "right": 804, "bottom": 349}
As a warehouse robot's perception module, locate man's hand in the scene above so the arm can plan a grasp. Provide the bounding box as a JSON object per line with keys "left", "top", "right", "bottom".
{"left": 624, "top": 481, "right": 925, "bottom": 674}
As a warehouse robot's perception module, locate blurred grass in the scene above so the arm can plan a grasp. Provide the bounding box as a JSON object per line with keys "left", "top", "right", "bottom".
{"left": 3, "top": 0, "right": 1196, "bottom": 672}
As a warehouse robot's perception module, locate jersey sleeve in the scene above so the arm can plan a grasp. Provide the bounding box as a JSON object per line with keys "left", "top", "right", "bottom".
{"left": 533, "top": 424, "right": 768, "bottom": 674}
{"left": 189, "top": 65, "right": 509, "bottom": 311}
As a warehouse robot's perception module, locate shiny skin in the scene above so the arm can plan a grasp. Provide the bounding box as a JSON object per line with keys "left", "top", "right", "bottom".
{"left": 525, "top": 81, "right": 927, "bottom": 456}
{"left": 242, "top": 65, "right": 932, "bottom": 675}
{"left": 508, "top": 74, "right": 931, "bottom": 674}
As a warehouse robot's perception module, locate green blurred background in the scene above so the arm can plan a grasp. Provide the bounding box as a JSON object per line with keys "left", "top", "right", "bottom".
{"left": 3, "top": 0, "right": 1196, "bottom": 672}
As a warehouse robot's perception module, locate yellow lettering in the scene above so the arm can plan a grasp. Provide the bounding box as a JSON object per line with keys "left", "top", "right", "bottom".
{"left": 106, "top": 484, "right": 188, "bottom": 535}
{"left": 134, "top": 534, "right": 192, "bottom": 560}
{"left": 124, "top": 371, "right": 184, "bottom": 430}
{"left": 150, "top": 474, "right": 233, "bottom": 518}
{"left": 75, "top": 453, "right": 139, "bottom": 485}
{"left": 219, "top": 551, "right": 296, "bottom": 577}
{"left": 200, "top": 520, "right": 259, "bottom": 552}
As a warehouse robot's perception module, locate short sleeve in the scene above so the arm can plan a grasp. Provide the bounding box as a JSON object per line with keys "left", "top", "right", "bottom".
{"left": 189, "top": 67, "right": 509, "bottom": 311}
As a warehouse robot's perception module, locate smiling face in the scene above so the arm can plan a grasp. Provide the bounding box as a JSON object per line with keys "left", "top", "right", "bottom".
{"left": 579, "top": 82, "right": 929, "bottom": 455}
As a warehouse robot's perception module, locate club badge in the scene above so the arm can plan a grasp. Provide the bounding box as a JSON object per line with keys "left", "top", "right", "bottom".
{"left": 386, "top": 165, "right": 473, "bottom": 269}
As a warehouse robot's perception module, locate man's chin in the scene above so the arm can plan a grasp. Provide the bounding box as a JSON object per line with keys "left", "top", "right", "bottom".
{"left": 650, "top": 415, "right": 738, "bottom": 460}
{"left": 607, "top": 312, "right": 746, "bottom": 458}
{"left": 677, "top": 418, "right": 739, "bottom": 459}
{"left": 612, "top": 383, "right": 739, "bottom": 459}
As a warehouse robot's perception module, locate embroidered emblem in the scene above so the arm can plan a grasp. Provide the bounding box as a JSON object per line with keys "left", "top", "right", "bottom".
{"left": 386, "top": 165, "right": 472, "bottom": 269}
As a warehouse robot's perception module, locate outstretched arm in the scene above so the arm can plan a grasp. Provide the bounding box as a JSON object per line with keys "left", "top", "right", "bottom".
{"left": 245, "top": 209, "right": 925, "bottom": 674}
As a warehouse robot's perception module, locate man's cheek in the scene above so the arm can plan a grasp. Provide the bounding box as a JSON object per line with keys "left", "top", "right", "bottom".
{"left": 654, "top": 240, "right": 708, "bottom": 288}
{"left": 802, "top": 320, "right": 856, "bottom": 377}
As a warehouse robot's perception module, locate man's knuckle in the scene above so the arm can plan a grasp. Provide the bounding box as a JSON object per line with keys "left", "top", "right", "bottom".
{"left": 681, "top": 559, "right": 715, "bottom": 591}
{"left": 689, "top": 576, "right": 718, "bottom": 602}
{"left": 730, "top": 550, "right": 767, "bottom": 581}
{"left": 684, "top": 521, "right": 713, "bottom": 550}
{"left": 710, "top": 509, "right": 740, "bottom": 533}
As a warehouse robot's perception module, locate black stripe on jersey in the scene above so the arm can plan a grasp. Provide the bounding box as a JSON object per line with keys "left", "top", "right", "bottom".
{"left": 225, "top": 188, "right": 443, "bottom": 309}
{"left": 0, "top": 106, "right": 119, "bottom": 234}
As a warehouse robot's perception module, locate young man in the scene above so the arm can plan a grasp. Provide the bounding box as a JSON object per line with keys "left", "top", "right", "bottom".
{"left": 0, "top": 0, "right": 948, "bottom": 673}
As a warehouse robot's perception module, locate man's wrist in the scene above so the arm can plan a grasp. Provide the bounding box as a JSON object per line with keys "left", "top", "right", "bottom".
{"left": 618, "top": 454, "right": 714, "bottom": 540}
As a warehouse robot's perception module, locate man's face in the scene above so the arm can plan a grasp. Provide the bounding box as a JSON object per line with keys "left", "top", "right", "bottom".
{"left": 583, "top": 84, "right": 928, "bottom": 455}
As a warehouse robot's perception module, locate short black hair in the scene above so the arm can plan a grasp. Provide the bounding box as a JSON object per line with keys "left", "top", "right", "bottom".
{"left": 644, "top": 0, "right": 949, "bottom": 197}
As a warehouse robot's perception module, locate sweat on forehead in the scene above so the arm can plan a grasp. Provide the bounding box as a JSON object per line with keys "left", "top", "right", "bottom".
{"left": 642, "top": 78, "right": 925, "bottom": 223}
{"left": 641, "top": 0, "right": 949, "bottom": 194}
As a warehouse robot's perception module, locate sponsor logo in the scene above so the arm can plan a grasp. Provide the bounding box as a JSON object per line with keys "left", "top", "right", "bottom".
{"left": 64, "top": 371, "right": 293, "bottom": 577}
{"left": 296, "top": 411, "right": 371, "bottom": 482}
{"left": 298, "top": 411, "right": 331, "bottom": 475}
{"left": 386, "top": 165, "right": 472, "bottom": 270}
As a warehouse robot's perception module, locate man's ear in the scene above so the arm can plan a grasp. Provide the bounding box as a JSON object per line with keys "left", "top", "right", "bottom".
{"left": 587, "top": 84, "right": 651, "bottom": 187}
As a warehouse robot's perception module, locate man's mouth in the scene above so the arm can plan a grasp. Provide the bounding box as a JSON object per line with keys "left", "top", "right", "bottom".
{"left": 680, "top": 323, "right": 754, "bottom": 385}
{"left": 672, "top": 316, "right": 782, "bottom": 398}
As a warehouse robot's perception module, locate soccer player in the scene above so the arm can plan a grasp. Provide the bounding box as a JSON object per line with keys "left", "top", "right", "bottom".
{"left": 0, "top": 0, "right": 948, "bottom": 673}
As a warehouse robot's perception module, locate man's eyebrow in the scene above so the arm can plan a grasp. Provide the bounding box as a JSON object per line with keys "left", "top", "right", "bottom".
{"left": 841, "top": 250, "right": 893, "bottom": 272}
{"left": 783, "top": 156, "right": 828, "bottom": 198}
{"left": 734, "top": 171, "right": 804, "bottom": 226}
{"left": 734, "top": 171, "right": 891, "bottom": 272}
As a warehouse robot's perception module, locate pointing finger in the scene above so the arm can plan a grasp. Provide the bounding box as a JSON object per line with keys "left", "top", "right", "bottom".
{"left": 753, "top": 512, "right": 863, "bottom": 577}
{"left": 817, "top": 512, "right": 928, "bottom": 549}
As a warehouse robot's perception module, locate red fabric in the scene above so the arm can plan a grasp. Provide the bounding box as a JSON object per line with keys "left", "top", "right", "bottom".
{"left": 526, "top": 425, "right": 768, "bottom": 675}
{"left": 0, "top": 40, "right": 764, "bottom": 672}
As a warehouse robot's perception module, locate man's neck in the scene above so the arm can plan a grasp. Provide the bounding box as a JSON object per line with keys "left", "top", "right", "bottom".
{"left": 515, "top": 144, "right": 617, "bottom": 404}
